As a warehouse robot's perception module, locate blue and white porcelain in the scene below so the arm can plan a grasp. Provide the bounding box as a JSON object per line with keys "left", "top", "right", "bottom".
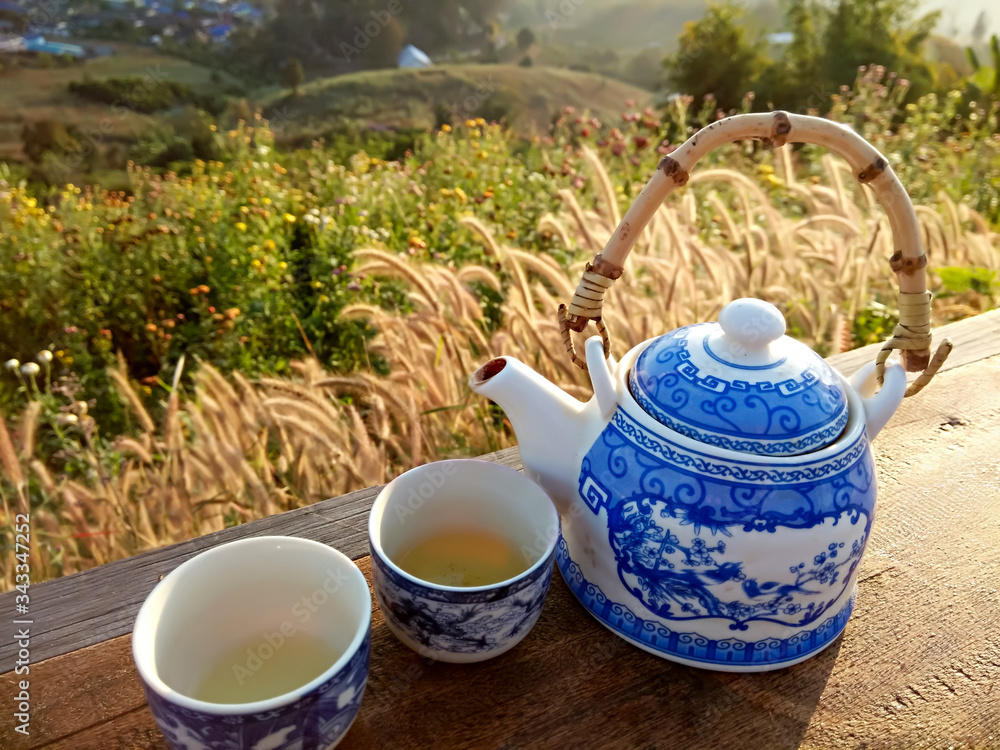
{"left": 628, "top": 300, "right": 849, "bottom": 456}
{"left": 469, "top": 298, "right": 908, "bottom": 672}
{"left": 133, "top": 536, "right": 371, "bottom": 749}
{"left": 368, "top": 459, "right": 559, "bottom": 663}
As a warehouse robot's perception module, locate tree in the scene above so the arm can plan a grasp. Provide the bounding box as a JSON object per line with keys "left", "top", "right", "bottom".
{"left": 516, "top": 26, "right": 536, "bottom": 52}
{"left": 965, "top": 34, "right": 1000, "bottom": 100}
{"left": 283, "top": 58, "right": 304, "bottom": 96}
{"left": 663, "top": 3, "right": 770, "bottom": 113}
{"left": 818, "top": 0, "right": 939, "bottom": 99}
{"left": 755, "top": 0, "right": 941, "bottom": 112}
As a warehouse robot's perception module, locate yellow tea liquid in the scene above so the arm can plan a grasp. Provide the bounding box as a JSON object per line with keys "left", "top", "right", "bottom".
{"left": 394, "top": 526, "right": 527, "bottom": 587}
{"left": 190, "top": 633, "right": 341, "bottom": 704}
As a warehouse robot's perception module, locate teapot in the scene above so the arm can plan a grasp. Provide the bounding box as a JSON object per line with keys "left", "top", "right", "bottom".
{"left": 468, "top": 112, "right": 952, "bottom": 672}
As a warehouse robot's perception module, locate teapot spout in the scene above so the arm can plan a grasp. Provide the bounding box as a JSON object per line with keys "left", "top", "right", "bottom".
{"left": 469, "top": 357, "right": 586, "bottom": 503}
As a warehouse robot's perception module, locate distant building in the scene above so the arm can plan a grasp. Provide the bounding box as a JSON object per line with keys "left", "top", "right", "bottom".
{"left": 0, "top": 34, "right": 25, "bottom": 52}
{"left": 232, "top": 1, "right": 262, "bottom": 20}
{"left": 398, "top": 44, "right": 431, "bottom": 69}
{"left": 208, "top": 22, "right": 231, "bottom": 41}
{"left": 23, "top": 35, "right": 85, "bottom": 57}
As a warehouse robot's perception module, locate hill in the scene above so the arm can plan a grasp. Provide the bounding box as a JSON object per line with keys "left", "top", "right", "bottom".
{"left": 255, "top": 64, "right": 653, "bottom": 138}
{"left": 0, "top": 43, "right": 239, "bottom": 161}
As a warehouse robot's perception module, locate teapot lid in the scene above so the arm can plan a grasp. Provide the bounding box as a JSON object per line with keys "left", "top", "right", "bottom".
{"left": 628, "top": 299, "right": 849, "bottom": 456}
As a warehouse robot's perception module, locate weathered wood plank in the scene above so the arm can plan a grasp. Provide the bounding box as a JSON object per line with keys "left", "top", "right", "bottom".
{"left": 830, "top": 307, "right": 1000, "bottom": 379}
{"left": 0, "top": 309, "right": 997, "bottom": 671}
{"left": 2, "top": 355, "right": 997, "bottom": 749}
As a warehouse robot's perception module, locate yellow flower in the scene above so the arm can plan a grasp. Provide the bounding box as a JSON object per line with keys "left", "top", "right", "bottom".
{"left": 278, "top": 261, "right": 288, "bottom": 269}
{"left": 236, "top": 222, "right": 247, "bottom": 231}
{"left": 283, "top": 213, "right": 296, "bottom": 223}
{"left": 454, "top": 187, "right": 468, "bottom": 205}
{"left": 264, "top": 239, "right": 276, "bottom": 250}
{"left": 465, "top": 119, "right": 476, "bottom": 128}
{"left": 262, "top": 197, "right": 272, "bottom": 205}
{"left": 311, "top": 280, "right": 322, "bottom": 289}
{"left": 477, "top": 150, "right": 489, "bottom": 160}
{"left": 440, "top": 124, "right": 452, "bottom": 133}
{"left": 319, "top": 294, "right": 329, "bottom": 303}
{"left": 251, "top": 259, "right": 263, "bottom": 269}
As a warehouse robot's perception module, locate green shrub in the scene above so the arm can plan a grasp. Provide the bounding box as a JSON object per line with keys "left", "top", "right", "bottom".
{"left": 67, "top": 77, "right": 225, "bottom": 115}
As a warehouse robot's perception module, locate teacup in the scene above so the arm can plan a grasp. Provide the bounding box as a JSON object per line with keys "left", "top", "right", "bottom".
{"left": 368, "top": 459, "right": 559, "bottom": 663}
{"left": 132, "top": 536, "right": 371, "bottom": 750}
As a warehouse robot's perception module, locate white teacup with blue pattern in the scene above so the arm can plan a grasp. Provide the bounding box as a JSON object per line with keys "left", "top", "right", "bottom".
{"left": 132, "top": 536, "right": 371, "bottom": 750}
{"left": 369, "top": 459, "right": 559, "bottom": 663}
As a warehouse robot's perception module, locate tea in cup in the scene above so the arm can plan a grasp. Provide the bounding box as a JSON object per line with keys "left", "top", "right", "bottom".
{"left": 132, "top": 536, "right": 371, "bottom": 750}
{"left": 368, "top": 459, "right": 559, "bottom": 663}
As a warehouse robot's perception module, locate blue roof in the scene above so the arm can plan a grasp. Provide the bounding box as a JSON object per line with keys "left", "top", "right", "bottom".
{"left": 0, "top": 1, "right": 26, "bottom": 13}
{"left": 209, "top": 23, "right": 231, "bottom": 36}
{"left": 25, "top": 39, "right": 86, "bottom": 57}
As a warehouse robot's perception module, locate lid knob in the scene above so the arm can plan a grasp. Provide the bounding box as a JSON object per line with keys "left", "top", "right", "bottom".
{"left": 718, "top": 299, "right": 786, "bottom": 355}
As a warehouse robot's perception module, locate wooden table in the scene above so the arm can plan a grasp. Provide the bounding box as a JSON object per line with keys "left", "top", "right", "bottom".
{"left": 3, "top": 310, "right": 999, "bottom": 750}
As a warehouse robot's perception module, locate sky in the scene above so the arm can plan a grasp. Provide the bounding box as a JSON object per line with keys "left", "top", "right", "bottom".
{"left": 920, "top": 0, "right": 994, "bottom": 41}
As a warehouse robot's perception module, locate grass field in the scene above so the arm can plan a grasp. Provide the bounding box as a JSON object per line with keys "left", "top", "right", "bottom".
{"left": 0, "top": 43, "right": 238, "bottom": 159}
{"left": 255, "top": 64, "right": 653, "bottom": 138}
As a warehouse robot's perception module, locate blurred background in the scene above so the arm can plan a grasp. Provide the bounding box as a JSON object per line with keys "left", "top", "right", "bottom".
{"left": 1, "top": 0, "right": 998, "bottom": 586}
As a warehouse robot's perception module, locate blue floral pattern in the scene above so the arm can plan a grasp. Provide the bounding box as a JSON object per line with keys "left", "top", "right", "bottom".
{"left": 557, "top": 537, "right": 855, "bottom": 667}
{"left": 371, "top": 547, "right": 554, "bottom": 657}
{"left": 142, "top": 631, "right": 369, "bottom": 750}
{"left": 629, "top": 324, "right": 849, "bottom": 455}
{"left": 573, "top": 405, "right": 874, "bottom": 650}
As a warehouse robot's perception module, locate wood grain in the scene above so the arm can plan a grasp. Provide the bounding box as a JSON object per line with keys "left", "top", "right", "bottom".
{"left": 2, "top": 353, "right": 997, "bottom": 749}
{"left": 1, "top": 309, "right": 997, "bottom": 672}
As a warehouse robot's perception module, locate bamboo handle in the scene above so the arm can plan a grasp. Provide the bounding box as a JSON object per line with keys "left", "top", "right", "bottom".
{"left": 559, "top": 111, "right": 951, "bottom": 397}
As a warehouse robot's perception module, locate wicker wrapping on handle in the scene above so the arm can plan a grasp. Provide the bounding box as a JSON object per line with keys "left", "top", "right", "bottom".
{"left": 559, "top": 111, "right": 952, "bottom": 397}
